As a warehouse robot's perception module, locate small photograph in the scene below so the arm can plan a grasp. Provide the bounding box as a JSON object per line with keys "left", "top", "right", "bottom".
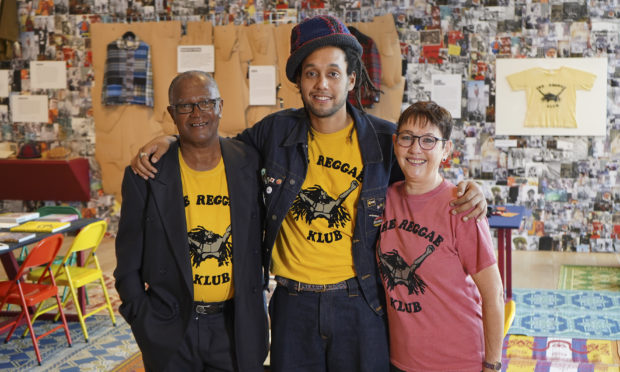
{"left": 420, "top": 29, "right": 441, "bottom": 46}
{"left": 499, "top": 36, "right": 512, "bottom": 56}
{"left": 20, "top": 32, "right": 39, "bottom": 61}
{"left": 544, "top": 189, "right": 568, "bottom": 202}
{"left": 562, "top": 1, "right": 588, "bottom": 21}
{"left": 69, "top": 0, "right": 91, "bottom": 14}
{"left": 301, "top": 0, "right": 326, "bottom": 9}
{"left": 531, "top": 220, "right": 545, "bottom": 237}
{"left": 40, "top": 123, "right": 59, "bottom": 141}
{"left": 592, "top": 238, "right": 614, "bottom": 253}
{"left": 108, "top": 0, "right": 128, "bottom": 16}
{"left": 512, "top": 235, "right": 528, "bottom": 251}
{"left": 93, "top": 0, "right": 108, "bottom": 13}
{"left": 569, "top": 22, "right": 589, "bottom": 54}
{"left": 75, "top": 15, "right": 91, "bottom": 37}
{"left": 0, "top": 105, "right": 9, "bottom": 123}
{"left": 521, "top": 184, "right": 539, "bottom": 210}
{"left": 55, "top": 0, "right": 68, "bottom": 13}
{"left": 35, "top": 0, "right": 55, "bottom": 16}
{"left": 360, "top": 6, "right": 374, "bottom": 22}
{"left": 490, "top": 185, "right": 508, "bottom": 205}
{"left": 71, "top": 117, "right": 94, "bottom": 140}
{"left": 466, "top": 81, "right": 488, "bottom": 121}
{"left": 550, "top": 4, "right": 563, "bottom": 22}
{"left": 557, "top": 162, "right": 571, "bottom": 178}
{"left": 523, "top": 3, "right": 542, "bottom": 30}
{"left": 493, "top": 167, "right": 508, "bottom": 183}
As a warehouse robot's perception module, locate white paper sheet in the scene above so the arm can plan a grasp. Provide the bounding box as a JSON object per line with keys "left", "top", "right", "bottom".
{"left": 0, "top": 70, "right": 9, "bottom": 97}
{"left": 430, "top": 74, "right": 462, "bottom": 119}
{"left": 249, "top": 65, "right": 276, "bottom": 106}
{"left": 29, "top": 61, "right": 67, "bottom": 90}
{"left": 10, "top": 95, "right": 49, "bottom": 123}
{"left": 177, "top": 45, "right": 214, "bottom": 73}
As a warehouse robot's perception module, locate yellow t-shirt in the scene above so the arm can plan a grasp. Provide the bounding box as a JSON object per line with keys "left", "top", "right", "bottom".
{"left": 179, "top": 151, "right": 234, "bottom": 302}
{"left": 506, "top": 66, "right": 596, "bottom": 128}
{"left": 272, "top": 122, "right": 362, "bottom": 284}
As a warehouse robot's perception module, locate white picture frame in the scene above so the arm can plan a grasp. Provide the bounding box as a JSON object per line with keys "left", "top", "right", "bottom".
{"left": 495, "top": 58, "right": 607, "bottom": 136}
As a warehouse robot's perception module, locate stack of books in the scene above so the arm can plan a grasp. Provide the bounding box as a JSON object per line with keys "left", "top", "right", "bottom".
{"left": 0, "top": 212, "right": 40, "bottom": 229}
{"left": 0, "top": 231, "right": 36, "bottom": 244}
{"left": 38, "top": 213, "right": 79, "bottom": 222}
{"left": 11, "top": 221, "right": 71, "bottom": 233}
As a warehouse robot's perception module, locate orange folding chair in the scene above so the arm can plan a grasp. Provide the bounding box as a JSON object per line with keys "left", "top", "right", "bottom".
{"left": 0, "top": 234, "right": 72, "bottom": 365}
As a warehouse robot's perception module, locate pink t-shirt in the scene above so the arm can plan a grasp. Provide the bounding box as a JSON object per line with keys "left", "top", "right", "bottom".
{"left": 377, "top": 180, "right": 496, "bottom": 372}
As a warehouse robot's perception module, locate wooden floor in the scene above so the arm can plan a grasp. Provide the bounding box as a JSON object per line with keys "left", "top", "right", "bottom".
{"left": 4, "top": 236, "right": 620, "bottom": 288}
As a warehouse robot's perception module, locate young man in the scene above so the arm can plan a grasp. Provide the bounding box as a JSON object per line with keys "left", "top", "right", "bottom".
{"left": 115, "top": 71, "right": 268, "bottom": 372}
{"left": 131, "top": 16, "right": 486, "bottom": 372}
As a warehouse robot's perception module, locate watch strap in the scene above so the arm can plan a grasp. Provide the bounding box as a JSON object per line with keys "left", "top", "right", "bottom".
{"left": 483, "top": 360, "right": 502, "bottom": 370}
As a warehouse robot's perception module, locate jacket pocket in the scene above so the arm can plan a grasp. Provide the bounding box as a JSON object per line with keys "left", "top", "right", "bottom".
{"left": 147, "top": 287, "right": 179, "bottom": 321}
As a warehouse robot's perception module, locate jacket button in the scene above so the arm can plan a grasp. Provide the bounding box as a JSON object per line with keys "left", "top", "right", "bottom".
{"left": 272, "top": 214, "right": 277, "bottom": 220}
{"left": 289, "top": 179, "right": 295, "bottom": 185}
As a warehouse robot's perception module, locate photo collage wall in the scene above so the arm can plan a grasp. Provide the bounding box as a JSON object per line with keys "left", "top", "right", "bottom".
{"left": 0, "top": 0, "right": 619, "bottom": 246}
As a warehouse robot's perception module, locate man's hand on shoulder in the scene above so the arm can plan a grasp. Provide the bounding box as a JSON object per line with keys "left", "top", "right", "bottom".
{"left": 131, "top": 135, "right": 177, "bottom": 179}
{"left": 450, "top": 180, "right": 487, "bottom": 222}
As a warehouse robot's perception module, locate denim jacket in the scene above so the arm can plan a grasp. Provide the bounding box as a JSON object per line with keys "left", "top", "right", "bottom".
{"left": 237, "top": 102, "right": 401, "bottom": 315}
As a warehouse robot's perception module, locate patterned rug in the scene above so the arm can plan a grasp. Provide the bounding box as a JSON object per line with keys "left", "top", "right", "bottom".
{"left": 111, "top": 351, "right": 144, "bottom": 372}
{"left": 0, "top": 272, "right": 139, "bottom": 371}
{"left": 509, "top": 288, "right": 620, "bottom": 340}
{"left": 503, "top": 334, "right": 620, "bottom": 364}
{"left": 0, "top": 316, "right": 138, "bottom": 371}
{"left": 558, "top": 265, "right": 620, "bottom": 291}
{"left": 500, "top": 358, "right": 620, "bottom": 371}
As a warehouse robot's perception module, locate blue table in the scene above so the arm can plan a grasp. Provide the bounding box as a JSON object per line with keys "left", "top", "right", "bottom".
{"left": 488, "top": 205, "right": 527, "bottom": 300}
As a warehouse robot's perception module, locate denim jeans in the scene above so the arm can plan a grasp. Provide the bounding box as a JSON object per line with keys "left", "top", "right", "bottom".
{"left": 269, "top": 277, "right": 389, "bottom": 372}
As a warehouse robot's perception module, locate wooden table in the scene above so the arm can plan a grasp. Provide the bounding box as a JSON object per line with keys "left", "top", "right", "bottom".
{"left": 0, "top": 218, "right": 100, "bottom": 324}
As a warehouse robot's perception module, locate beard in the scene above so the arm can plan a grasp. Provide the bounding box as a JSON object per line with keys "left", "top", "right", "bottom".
{"left": 302, "top": 93, "right": 348, "bottom": 119}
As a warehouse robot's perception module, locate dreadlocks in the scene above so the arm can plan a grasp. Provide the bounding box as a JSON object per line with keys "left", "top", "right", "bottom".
{"left": 343, "top": 46, "right": 382, "bottom": 111}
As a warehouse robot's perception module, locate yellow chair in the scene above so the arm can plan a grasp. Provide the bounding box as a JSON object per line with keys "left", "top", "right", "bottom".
{"left": 27, "top": 220, "right": 116, "bottom": 341}
{"left": 504, "top": 299, "right": 516, "bottom": 337}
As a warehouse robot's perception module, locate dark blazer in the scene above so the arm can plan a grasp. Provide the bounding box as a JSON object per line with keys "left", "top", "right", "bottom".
{"left": 114, "top": 138, "right": 268, "bottom": 371}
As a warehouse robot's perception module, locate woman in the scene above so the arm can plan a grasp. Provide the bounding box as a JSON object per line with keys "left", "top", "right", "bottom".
{"left": 377, "top": 101, "right": 504, "bottom": 372}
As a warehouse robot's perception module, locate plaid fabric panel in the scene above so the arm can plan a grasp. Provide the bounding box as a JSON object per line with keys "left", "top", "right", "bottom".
{"left": 348, "top": 27, "right": 381, "bottom": 108}
{"left": 102, "top": 41, "right": 154, "bottom": 107}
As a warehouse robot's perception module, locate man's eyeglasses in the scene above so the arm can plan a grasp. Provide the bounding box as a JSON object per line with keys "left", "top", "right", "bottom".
{"left": 172, "top": 98, "right": 220, "bottom": 114}
{"left": 395, "top": 132, "right": 447, "bottom": 150}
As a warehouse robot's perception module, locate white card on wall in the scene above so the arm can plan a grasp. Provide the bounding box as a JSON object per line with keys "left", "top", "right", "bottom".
{"left": 30, "top": 61, "right": 67, "bottom": 90}
{"left": 249, "top": 65, "right": 276, "bottom": 106}
{"left": 0, "top": 70, "right": 9, "bottom": 97}
{"left": 431, "top": 74, "right": 462, "bottom": 119}
{"left": 10, "top": 95, "right": 49, "bottom": 123}
{"left": 177, "top": 45, "right": 214, "bottom": 73}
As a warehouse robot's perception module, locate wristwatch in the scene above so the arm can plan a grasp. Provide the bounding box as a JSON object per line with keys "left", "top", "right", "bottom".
{"left": 483, "top": 360, "right": 502, "bottom": 370}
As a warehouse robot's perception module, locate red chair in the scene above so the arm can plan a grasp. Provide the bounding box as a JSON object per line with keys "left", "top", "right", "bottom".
{"left": 0, "top": 234, "right": 72, "bottom": 365}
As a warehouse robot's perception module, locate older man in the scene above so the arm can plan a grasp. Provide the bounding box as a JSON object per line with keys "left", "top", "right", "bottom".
{"left": 114, "top": 71, "right": 268, "bottom": 372}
